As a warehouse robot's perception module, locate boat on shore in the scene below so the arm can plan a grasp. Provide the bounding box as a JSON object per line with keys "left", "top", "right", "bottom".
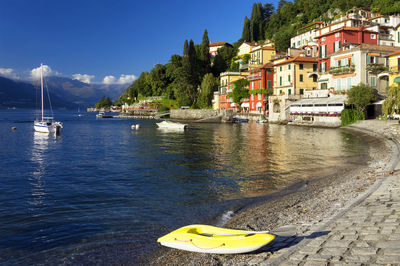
{"left": 157, "top": 224, "right": 275, "bottom": 254}
{"left": 156, "top": 120, "right": 187, "bottom": 129}
{"left": 33, "top": 63, "right": 63, "bottom": 135}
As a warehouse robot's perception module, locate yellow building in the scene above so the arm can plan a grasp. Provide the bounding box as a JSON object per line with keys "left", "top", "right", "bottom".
{"left": 250, "top": 45, "right": 276, "bottom": 67}
{"left": 386, "top": 50, "right": 400, "bottom": 87}
{"left": 273, "top": 56, "right": 319, "bottom": 97}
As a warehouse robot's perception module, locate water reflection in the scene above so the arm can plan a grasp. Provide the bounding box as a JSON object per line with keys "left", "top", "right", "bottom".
{"left": 29, "top": 132, "right": 52, "bottom": 206}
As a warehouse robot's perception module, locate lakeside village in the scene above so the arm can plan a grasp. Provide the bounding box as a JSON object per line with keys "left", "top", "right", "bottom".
{"left": 94, "top": 8, "right": 400, "bottom": 128}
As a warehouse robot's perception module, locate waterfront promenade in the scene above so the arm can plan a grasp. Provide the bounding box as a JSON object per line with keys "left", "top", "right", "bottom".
{"left": 251, "top": 120, "right": 400, "bottom": 265}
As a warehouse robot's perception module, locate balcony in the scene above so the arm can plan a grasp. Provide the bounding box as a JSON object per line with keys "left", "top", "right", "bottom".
{"left": 329, "top": 65, "right": 355, "bottom": 75}
{"left": 247, "top": 74, "right": 261, "bottom": 81}
{"left": 239, "top": 63, "right": 249, "bottom": 70}
{"left": 366, "top": 63, "right": 387, "bottom": 74}
{"left": 380, "top": 33, "right": 393, "bottom": 41}
{"left": 219, "top": 86, "right": 227, "bottom": 94}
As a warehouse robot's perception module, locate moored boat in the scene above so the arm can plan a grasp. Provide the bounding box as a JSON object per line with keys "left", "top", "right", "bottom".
{"left": 156, "top": 120, "right": 187, "bottom": 129}
{"left": 157, "top": 224, "right": 275, "bottom": 254}
{"left": 33, "top": 63, "right": 63, "bottom": 135}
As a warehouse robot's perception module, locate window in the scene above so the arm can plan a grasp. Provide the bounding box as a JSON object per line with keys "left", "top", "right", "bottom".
{"left": 347, "top": 77, "right": 352, "bottom": 90}
{"left": 288, "top": 89, "right": 291, "bottom": 95}
{"left": 259, "top": 81, "right": 261, "bottom": 89}
{"left": 300, "top": 74, "right": 303, "bottom": 82}
{"left": 251, "top": 94, "right": 254, "bottom": 100}
{"left": 280, "top": 76, "right": 282, "bottom": 86}
{"left": 320, "top": 45, "right": 327, "bottom": 58}
{"left": 337, "top": 79, "right": 341, "bottom": 90}
{"left": 288, "top": 64, "right": 291, "bottom": 70}
{"left": 299, "top": 64, "right": 304, "bottom": 70}
{"left": 371, "top": 34, "right": 376, "bottom": 39}
{"left": 335, "top": 33, "right": 340, "bottom": 37}
{"left": 300, "top": 89, "right": 304, "bottom": 94}
{"left": 313, "top": 75, "right": 317, "bottom": 82}
{"left": 267, "top": 69, "right": 272, "bottom": 75}
{"left": 371, "top": 76, "right": 376, "bottom": 86}
{"left": 313, "top": 64, "right": 317, "bottom": 72}
{"left": 298, "top": 41, "right": 300, "bottom": 46}
{"left": 279, "top": 90, "right": 282, "bottom": 94}
{"left": 398, "top": 32, "right": 400, "bottom": 43}
{"left": 258, "top": 94, "right": 262, "bottom": 100}
{"left": 288, "top": 75, "right": 291, "bottom": 82}
{"left": 321, "top": 83, "right": 328, "bottom": 90}
{"left": 258, "top": 71, "right": 261, "bottom": 77}
{"left": 334, "top": 41, "right": 341, "bottom": 52}
{"left": 293, "top": 42, "right": 296, "bottom": 48}
{"left": 280, "top": 66, "right": 282, "bottom": 71}
{"left": 267, "top": 80, "right": 272, "bottom": 89}
{"left": 322, "top": 37, "right": 326, "bottom": 41}
{"left": 251, "top": 82, "right": 254, "bottom": 89}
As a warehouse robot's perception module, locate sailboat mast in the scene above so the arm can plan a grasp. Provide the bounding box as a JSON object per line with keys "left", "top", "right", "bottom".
{"left": 40, "top": 63, "right": 44, "bottom": 122}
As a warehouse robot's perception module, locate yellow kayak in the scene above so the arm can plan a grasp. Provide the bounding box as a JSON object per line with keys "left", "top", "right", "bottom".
{"left": 157, "top": 224, "right": 275, "bottom": 254}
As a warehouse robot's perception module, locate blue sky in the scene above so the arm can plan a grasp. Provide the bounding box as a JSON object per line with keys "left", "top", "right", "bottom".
{"left": 0, "top": 0, "right": 278, "bottom": 85}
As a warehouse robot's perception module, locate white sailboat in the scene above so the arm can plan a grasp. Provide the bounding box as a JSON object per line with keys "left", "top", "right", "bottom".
{"left": 34, "top": 64, "right": 63, "bottom": 134}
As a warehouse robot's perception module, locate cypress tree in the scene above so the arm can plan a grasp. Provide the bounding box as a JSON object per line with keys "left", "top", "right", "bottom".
{"left": 242, "top": 16, "right": 251, "bottom": 42}
{"left": 250, "top": 3, "right": 263, "bottom": 42}
{"left": 200, "top": 29, "right": 211, "bottom": 75}
{"left": 183, "top": 39, "right": 189, "bottom": 56}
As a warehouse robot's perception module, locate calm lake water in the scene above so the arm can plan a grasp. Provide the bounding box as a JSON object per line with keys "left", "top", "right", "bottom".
{"left": 0, "top": 109, "right": 369, "bottom": 264}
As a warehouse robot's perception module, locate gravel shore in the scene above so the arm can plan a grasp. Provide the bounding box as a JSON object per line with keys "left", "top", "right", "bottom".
{"left": 145, "top": 120, "right": 398, "bottom": 266}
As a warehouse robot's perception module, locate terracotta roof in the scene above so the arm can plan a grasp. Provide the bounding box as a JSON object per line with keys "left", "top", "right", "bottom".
{"left": 385, "top": 50, "right": 400, "bottom": 57}
{"left": 331, "top": 44, "right": 400, "bottom": 57}
{"left": 243, "top": 42, "right": 258, "bottom": 46}
{"left": 261, "top": 46, "right": 275, "bottom": 50}
{"left": 209, "top": 42, "right": 231, "bottom": 47}
{"left": 317, "top": 27, "right": 378, "bottom": 38}
{"left": 250, "top": 62, "right": 274, "bottom": 72}
{"left": 273, "top": 56, "right": 318, "bottom": 66}
{"left": 297, "top": 21, "right": 324, "bottom": 31}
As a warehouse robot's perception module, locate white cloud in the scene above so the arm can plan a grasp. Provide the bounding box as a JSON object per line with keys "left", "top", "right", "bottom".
{"left": 102, "top": 74, "right": 137, "bottom": 84}
{"left": 0, "top": 68, "right": 18, "bottom": 79}
{"left": 30, "top": 64, "right": 60, "bottom": 80}
{"left": 103, "top": 75, "right": 117, "bottom": 84}
{"left": 72, "top": 74, "right": 95, "bottom": 84}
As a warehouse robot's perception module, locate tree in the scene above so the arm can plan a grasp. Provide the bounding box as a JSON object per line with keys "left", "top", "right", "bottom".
{"left": 347, "top": 83, "right": 376, "bottom": 112}
{"left": 383, "top": 84, "right": 400, "bottom": 116}
{"left": 273, "top": 28, "right": 293, "bottom": 52}
{"left": 241, "top": 16, "right": 251, "bottom": 42}
{"left": 231, "top": 79, "right": 249, "bottom": 105}
{"left": 250, "top": 3, "right": 264, "bottom": 42}
{"left": 95, "top": 96, "right": 113, "bottom": 109}
{"left": 148, "top": 64, "right": 168, "bottom": 96}
{"left": 200, "top": 29, "right": 211, "bottom": 75}
{"left": 198, "top": 73, "right": 218, "bottom": 108}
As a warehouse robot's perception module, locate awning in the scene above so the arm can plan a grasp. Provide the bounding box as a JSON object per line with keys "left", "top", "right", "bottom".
{"left": 394, "top": 76, "right": 400, "bottom": 83}
{"left": 256, "top": 102, "right": 262, "bottom": 108}
{"left": 230, "top": 103, "right": 237, "bottom": 107}
{"left": 241, "top": 102, "right": 250, "bottom": 108}
{"left": 334, "top": 54, "right": 353, "bottom": 60}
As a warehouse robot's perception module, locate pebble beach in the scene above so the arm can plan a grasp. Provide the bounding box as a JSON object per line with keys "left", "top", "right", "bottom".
{"left": 145, "top": 120, "right": 400, "bottom": 265}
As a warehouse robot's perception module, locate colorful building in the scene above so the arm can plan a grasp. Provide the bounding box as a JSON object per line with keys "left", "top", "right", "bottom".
{"left": 249, "top": 45, "right": 276, "bottom": 67}
{"left": 385, "top": 50, "right": 400, "bottom": 88}
{"left": 209, "top": 42, "right": 232, "bottom": 57}
{"left": 216, "top": 72, "right": 247, "bottom": 110}
{"left": 247, "top": 63, "right": 274, "bottom": 113}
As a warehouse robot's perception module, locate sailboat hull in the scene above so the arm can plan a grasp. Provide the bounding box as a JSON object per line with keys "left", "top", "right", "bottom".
{"left": 34, "top": 121, "right": 62, "bottom": 134}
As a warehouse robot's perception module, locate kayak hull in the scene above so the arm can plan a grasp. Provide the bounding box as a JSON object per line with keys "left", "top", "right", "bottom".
{"left": 157, "top": 224, "right": 275, "bottom": 254}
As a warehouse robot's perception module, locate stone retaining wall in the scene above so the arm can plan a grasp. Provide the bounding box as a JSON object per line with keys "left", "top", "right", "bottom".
{"left": 170, "top": 109, "right": 234, "bottom": 122}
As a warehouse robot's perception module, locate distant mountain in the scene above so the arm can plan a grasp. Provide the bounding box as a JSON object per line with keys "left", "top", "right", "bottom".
{"left": 0, "top": 76, "right": 128, "bottom": 109}
{"left": 0, "top": 76, "right": 76, "bottom": 109}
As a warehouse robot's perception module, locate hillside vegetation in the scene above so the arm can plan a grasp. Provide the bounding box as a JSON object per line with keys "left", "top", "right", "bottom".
{"left": 117, "top": 0, "right": 400, "bottom": 109}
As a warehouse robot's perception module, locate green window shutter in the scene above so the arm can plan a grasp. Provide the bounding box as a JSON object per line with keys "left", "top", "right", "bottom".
{"left": 288, "top": 75, "right": 291, "bottom": 82}
{"left": 299, "top": 64, "right": 303, "bottom": 70}
{"left": 280, "top": 66, "right": 282, "bottom": 71}
{"left": 300, "top": 74, "right": 303, "bottom": 82}
{"left": 288, "top": 89, "right": 291, "bottom": 95}
{"left": 288, "top": 64, "right": 291, "bottom": 70}
{"left": 268, "top": 80, "right": 271, "bottom": 89}
{"left": 280, "top": 76, "right": 282, "bottom": 86}
{"left": 313, "top": 75, "right": 317, "bottom": 82}
{"left": 300, "top": 89, "right": 304, "bottom": 94}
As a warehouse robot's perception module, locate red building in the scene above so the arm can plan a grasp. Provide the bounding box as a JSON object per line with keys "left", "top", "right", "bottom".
{"left": 317, "top": 26, "right": 378, "bottom": 73}
{"left": 247, "top": 63, "right": 274, "bottom": 113}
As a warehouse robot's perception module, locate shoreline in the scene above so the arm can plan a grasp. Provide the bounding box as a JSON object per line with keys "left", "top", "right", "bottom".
{"left": 145, "top": 120, "right": 399, "bottom": 266}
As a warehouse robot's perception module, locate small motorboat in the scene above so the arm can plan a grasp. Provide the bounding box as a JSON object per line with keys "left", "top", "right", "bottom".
{"left": 96, "top": 112, "right": 113, "bottom": 118}
{"left": 157, "top": 224, "right": 275, "bottom": 254}
{"left": 156, "top": 120, "right": 187, "bottom": 130}
{"left": 233, "top": 117, "right": 249, "bottom": 123}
